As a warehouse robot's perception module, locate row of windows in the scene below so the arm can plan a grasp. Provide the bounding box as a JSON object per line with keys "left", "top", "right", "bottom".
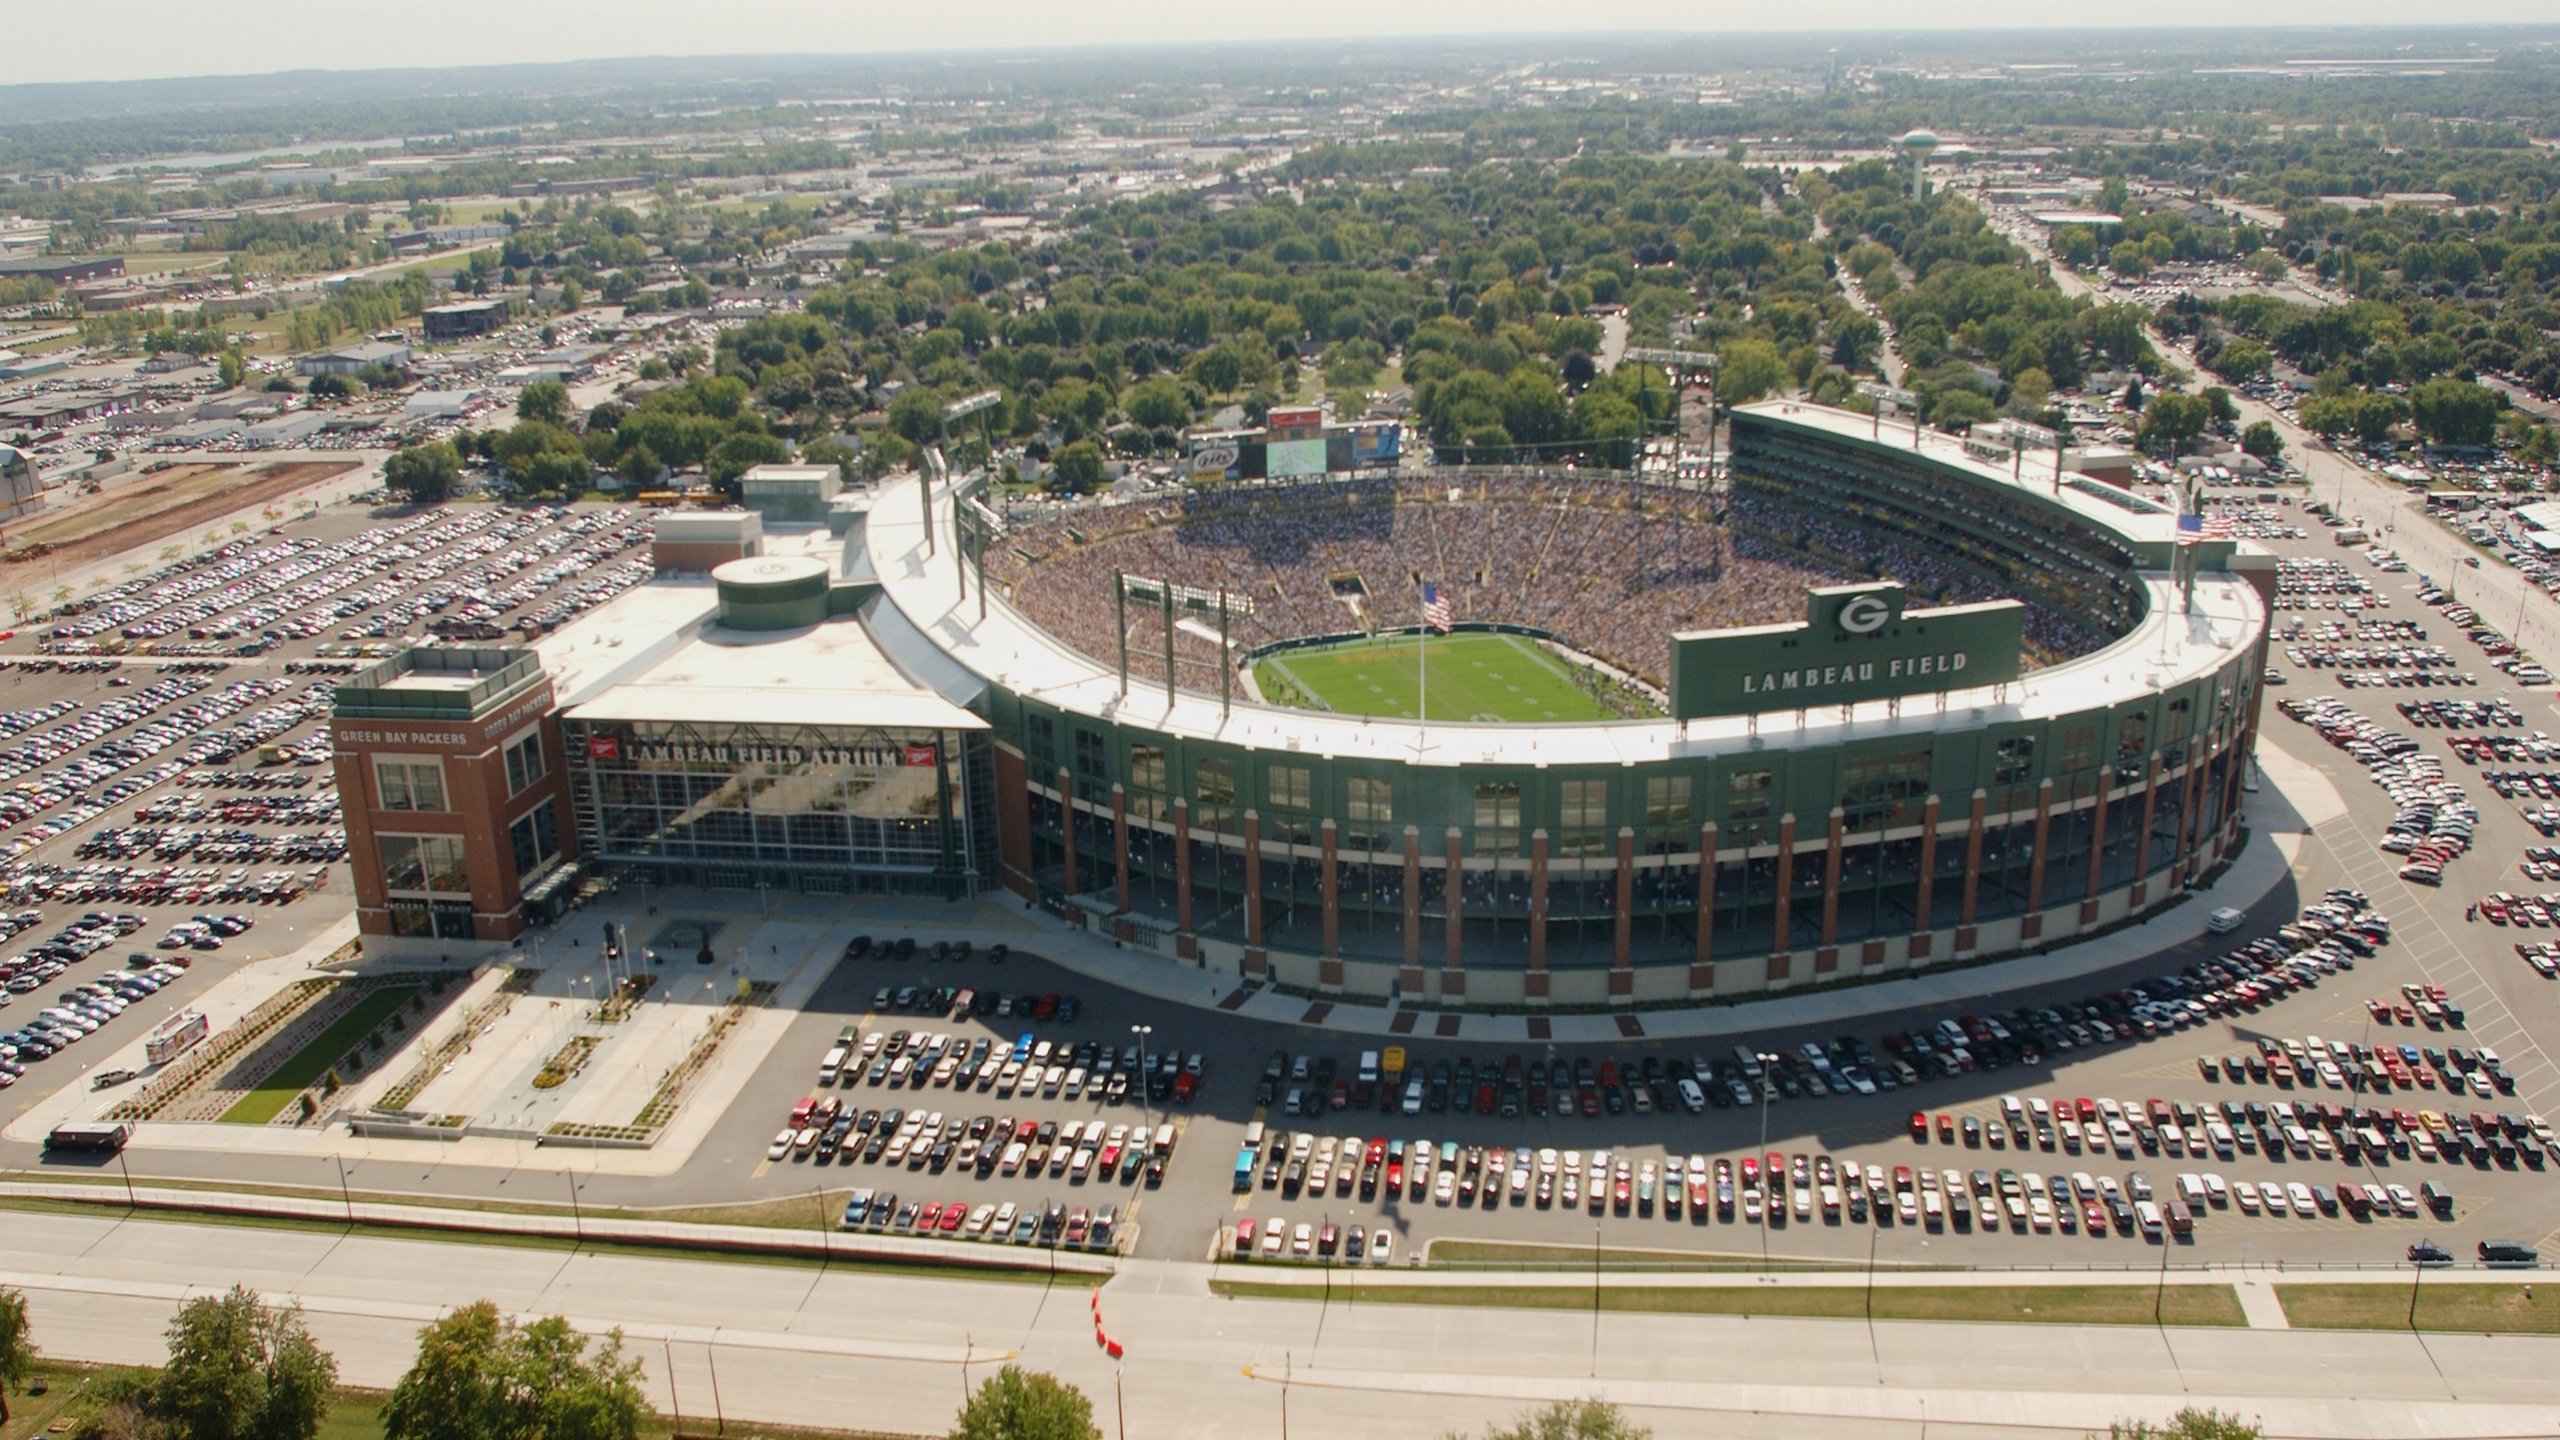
{"left": 367, "top": 731, "right": 547, "bottom": 816}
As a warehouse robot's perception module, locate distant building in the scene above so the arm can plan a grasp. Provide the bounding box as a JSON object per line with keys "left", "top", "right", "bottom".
{"left": 422, "top": 300, "right": 508, "bottom": 342}
{"left": 0, "top": 254, "right": 122, "bottom": 285}
{"left": 738, "top": 463, "right": 842, "bottom": 524}
{"left": 297, "top": 339, "right": 413, "bottom": 378}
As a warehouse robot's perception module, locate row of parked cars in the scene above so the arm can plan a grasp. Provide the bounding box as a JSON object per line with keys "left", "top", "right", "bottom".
{"left": 838, "top": 1189, "right": 1119, "bottom": 1250}
{"left": 775, "top": 1097, "right": 1178, "bottom": 1187}
{"left": 827, "top": 1023, "right": 1202, "bottom": 1106}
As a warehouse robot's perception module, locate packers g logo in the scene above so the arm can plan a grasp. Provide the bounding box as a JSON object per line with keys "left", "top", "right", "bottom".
{"left": 1838, "top": 595, "right": 1892, "bottom": 634}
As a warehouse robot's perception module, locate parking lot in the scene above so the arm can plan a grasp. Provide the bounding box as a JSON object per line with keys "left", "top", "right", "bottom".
{"left": 0, "top": 498, "right": 651, "bottom": 1109}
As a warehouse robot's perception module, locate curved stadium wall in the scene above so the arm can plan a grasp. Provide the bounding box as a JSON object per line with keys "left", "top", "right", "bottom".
{"left": 930, "top": 404, "right": 2268, "bottom": 1009}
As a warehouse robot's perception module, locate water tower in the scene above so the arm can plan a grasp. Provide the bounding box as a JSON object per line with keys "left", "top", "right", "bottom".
{"left": 1900, "top": 129, "right": 1940, "bottom": 200}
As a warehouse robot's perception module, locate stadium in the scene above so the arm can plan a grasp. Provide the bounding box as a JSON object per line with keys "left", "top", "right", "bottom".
{"left": 517, "top": 401, "right": 2272, "bottom": 1011}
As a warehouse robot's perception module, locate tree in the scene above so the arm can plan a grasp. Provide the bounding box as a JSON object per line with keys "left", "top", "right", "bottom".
{"left": 216, "top": 349, "right": 247, "bottom": 389}
{"left": 2408, "top": 377, "right": 2498, "bottom": 448}
{"left": 517, "top": 380, "right": 571, "bottom": 428}
{"left": 2106, "top": 1407, "right": 2261, "bottom": 1440}
{"left": 1468, "top": 1398, "right": 1652, "bottom": 1440}
{"left": 383, "top": 442, "right": 463, "bottom": 503}
{"left": 2050, "top": 225, "right": 2098, "bottom": 269}
{"left": 2137, "top": 392, "right": 2210, "bottom": 457}
{"left": 2240, "top": 420, "right": 2284, "bottom": 462}
{"left": 1717, "top": 339, "right": 1787, "bottom": 405}
{"left": 0, "top": 1287, "right": 32, "bottom": 1428}
{"left": 950, "top": 1366, "right": 1099, "bottom": 1440}
{"left": 307, "top": 374, "right": 355, "bottom": 401}
{"left": 150, "top": 1285, "right": 337, "bottom": 1440}
{"left": 1122, "top": 377, "right": 1190, "bottom": 431}
{"left": 384, "top": 1303, "right": 646, "bottom": 1440}
{"left": 1049, "top": 441, "right": 1104, "bottom": 496}
{"left": 2212, "top": 339, "right": 2273, "bottom": 384}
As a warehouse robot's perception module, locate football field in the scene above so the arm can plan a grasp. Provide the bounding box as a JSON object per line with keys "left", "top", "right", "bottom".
{"left": 1253, "top": 631, "right": 1629, "bottom": 723}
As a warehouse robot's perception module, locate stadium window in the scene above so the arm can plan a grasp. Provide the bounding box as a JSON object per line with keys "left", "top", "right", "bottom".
{"left": 1643, "top": 776, "right": 1691, "bottom": 828}
{"left": 1268, "top": 764, "right": 1313, "bottom": 844}
{"left": 2061, "top": 723, "right": 2098, "bottom": 775}
{"left": 502, "top": 732, "right": 545, "bottom": 797}
{"left": 1027, "top": 713, "right": 1057, "bottom": 771}
{"left": 1195, "top": 757, "right": 1237, "bottom": 833}
{"left": 1346, "top": 776, "right": 1393, "bottom": 850}
{"left": 509, "top": 804, "right": 562, "bottom": 883}
{"left": 2164, "top": 696, "right": 2194, "bottom": 744}
{"left": 1073, "top": 728, "right": 1108, "bottom": 800}
{"left": 1129, "top": 745, "right": 1167, "bottom": 822}
{"left": 2113, "top": 711, "right": 2150, "bottom": 784}
{"left": 373, "top": 757, "right": 447, "bottom": 813}
{"left": 1841, "top": 749, "right": 1931, "bottom": 832}
{"left": 1993, "top": 737, "right": 2035, "bottom": 787}
{"left": 1558, "top": 778, "right": 1609, "bottom": 855}
{"left": 1473, "top": 781, "right": 1521, "bottom": 856}
{"left": 1725, "top": 769, "right": 1773, "bottom": 820}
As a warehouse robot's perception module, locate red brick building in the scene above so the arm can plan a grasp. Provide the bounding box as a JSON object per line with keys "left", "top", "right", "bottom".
{"left": 330, "top": 648, "right": 577, "bottom": 943}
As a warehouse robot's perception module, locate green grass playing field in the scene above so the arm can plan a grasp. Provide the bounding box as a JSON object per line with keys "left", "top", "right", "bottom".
{"left": 1254, "top": 631, "right": 1646, "bottom": 723}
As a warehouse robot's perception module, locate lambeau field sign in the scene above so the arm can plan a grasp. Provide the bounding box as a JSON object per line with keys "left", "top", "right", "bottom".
{"left": 1666, "top": 582, "right": 2025, "bottom": 720}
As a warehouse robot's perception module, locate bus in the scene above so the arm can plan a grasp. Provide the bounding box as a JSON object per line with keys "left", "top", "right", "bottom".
{"left": 146, "top": 1010, "right": 208, "bottom": 1066}
{"left": 45, "top": 1121, "right": 133, "bottom": 1155}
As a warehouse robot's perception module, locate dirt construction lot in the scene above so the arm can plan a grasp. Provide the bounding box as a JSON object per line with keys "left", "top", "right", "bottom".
{"left": 1, "top": 459, "right": 359, "bottom": 571}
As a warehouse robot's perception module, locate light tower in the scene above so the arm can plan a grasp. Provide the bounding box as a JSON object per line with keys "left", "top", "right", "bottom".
{"left": 1899, "top": 129, "right": 1940, "bottom": 201}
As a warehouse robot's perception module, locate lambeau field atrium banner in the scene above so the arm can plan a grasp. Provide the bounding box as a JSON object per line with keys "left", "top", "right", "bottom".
{"left": 1665, "top": 582, "right": 2026, "bottom": 720}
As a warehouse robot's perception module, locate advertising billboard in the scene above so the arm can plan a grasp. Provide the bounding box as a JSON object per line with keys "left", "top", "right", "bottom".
{"left": 1665, "top": 583, "right": 2024, "bottom": 721}
{"left": 1266, "top": 436, "right": 1329, "bottom": 479}
{"left": 1346, "top": 422, "right": 1400, "bottom": 468}
{"left": 1188, "top": 435, "right": 1243, "bottom": 481}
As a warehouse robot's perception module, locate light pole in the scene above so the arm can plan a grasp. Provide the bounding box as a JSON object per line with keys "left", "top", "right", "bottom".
{"left": 1131, "top": 1024, "right": 1154, "bottom": 1130}
{"left": 1755, "top": 1051, "right": 1780, "bottom": 1269}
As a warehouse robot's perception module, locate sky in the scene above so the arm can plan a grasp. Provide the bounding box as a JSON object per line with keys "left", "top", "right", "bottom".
{"left": 12, "top": 1, "right": 2557, "bottom": 85}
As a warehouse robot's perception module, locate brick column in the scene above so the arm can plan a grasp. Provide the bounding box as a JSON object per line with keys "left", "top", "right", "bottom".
{"left": 1911, "top": 793, "right": 1941, "bottom": 961}
{"left": 1399, "top": 825, "right": 1423, "bottom": 996}
{"left": 1318, "top": 818, "right": 1343, "bottom": 990}
{"left": 1955, "top": 789, "right": 1987, "bottom": 952}
{"left": 1172, "top": 796, "right": 1196, "bottom": 961}
{"left": 1525, "top": 829, "right": 1550, "bottom": 999}
{"left": 1610, "top": 827, "right": 1636, "bottom": 998}
{"left": 1441, "top": 827, "right": 1465, "bottom": 999}
{"left": 2021, "top": 779, "right": 2054, "bottom": 941}
{"left": 1816, "top": 807, "right": 1845, "bottom": 971}
{"left": 1241, "top": 808, "right": 1266, "bottom": 978}
{"left": 1692, "top": 822, "right": 1718, "bottom": 994}
{"left": 2176, "top": 745, "right": 2207, "bottom": 881}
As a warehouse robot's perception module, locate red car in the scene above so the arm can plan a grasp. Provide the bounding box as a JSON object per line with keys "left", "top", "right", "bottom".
{"left": 1910, "top": 1110, "right": 1930, "bottom": 1141}
{"left": 938, "top": 1204, "right": 966, "bottom": 1233}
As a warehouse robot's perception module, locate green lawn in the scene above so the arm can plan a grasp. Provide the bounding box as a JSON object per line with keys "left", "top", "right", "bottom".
{"left": 1209, "top": 1279, "right": 2246, "bottom": 1328}
{"left": 218, "top": 985, "right": 418, "bottom": 1125}
{"left": 2277, "top": 1282, "right": 2560, "bottom": 1334}
{"left": 1256, "top": 631, "right": 1638, "bottom": 723}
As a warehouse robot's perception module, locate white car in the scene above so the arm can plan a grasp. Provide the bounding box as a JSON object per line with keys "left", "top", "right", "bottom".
{"left": 767, "top": 1129, "right": 795, "bottom": 1160}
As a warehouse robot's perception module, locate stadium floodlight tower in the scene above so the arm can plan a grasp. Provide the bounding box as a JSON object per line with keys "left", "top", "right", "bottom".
{"left": 1623, "top": 345, "right": 1720, "bottom": 484}
{"left": 1900, "top": 129, "right": 1940, "bottom": 200}
{"left": 1856, "top": 380, "right": 1922, "bottom": 446}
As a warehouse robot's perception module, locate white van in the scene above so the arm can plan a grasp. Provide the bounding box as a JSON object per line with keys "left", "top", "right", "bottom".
{"left": 1357, "top": 1050, "right": 1381, "bottom": 1085}
{"left": 819, "top": 1045, "right": 849, "bottom": 1086}
{"left": 2206, "top": 907, "right": 2245, "bottom": 933}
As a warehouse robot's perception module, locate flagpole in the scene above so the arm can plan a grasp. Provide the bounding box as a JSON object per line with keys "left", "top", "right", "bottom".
{"left": 1418, "top": 591, "right": 1429, "bottom": 746}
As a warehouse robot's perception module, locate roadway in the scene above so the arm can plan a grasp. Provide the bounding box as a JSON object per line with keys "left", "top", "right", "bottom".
{"left": 3, "top": 1208, "right": 2554, "bottom": 1439}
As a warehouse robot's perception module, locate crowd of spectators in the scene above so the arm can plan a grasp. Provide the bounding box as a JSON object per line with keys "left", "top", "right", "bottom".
{"left": 985, "top": 466, "right": 2129, "bottom": 694}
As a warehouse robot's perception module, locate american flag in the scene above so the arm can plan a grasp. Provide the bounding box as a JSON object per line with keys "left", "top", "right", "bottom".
{"left": 2176, "top": 512, "right": 2234, "bottom": 546}
{"left": 1422, "top": 581, "right": 1453, "bottom": 633}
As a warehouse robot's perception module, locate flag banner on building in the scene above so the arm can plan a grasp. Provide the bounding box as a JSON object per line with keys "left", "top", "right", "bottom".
{"left": 902, "top": 743, "right": 938, "bottom": 767}
{"left": 2174, "top": 513, "right": 2234, "bottom": 546}
{"left": 1422, "top": 581, "right": 1453, "bottom": 633}
{"left": 586, "top": 736, "right": 621, "bottom": 759}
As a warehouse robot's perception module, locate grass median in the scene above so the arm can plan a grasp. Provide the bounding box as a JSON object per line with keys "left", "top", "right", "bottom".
{"left": 1428, "top": 1239, "right": 1872, "bottom": 1271}
{"left": 1209, "top": 1277, "right": 2247, "bottom": 1327}
{"left": 219, "top": 985, "right": 418, "bottom": 1125}
{"left": 2276, "top": 1282, "right": 2560, "bottom": 1334}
